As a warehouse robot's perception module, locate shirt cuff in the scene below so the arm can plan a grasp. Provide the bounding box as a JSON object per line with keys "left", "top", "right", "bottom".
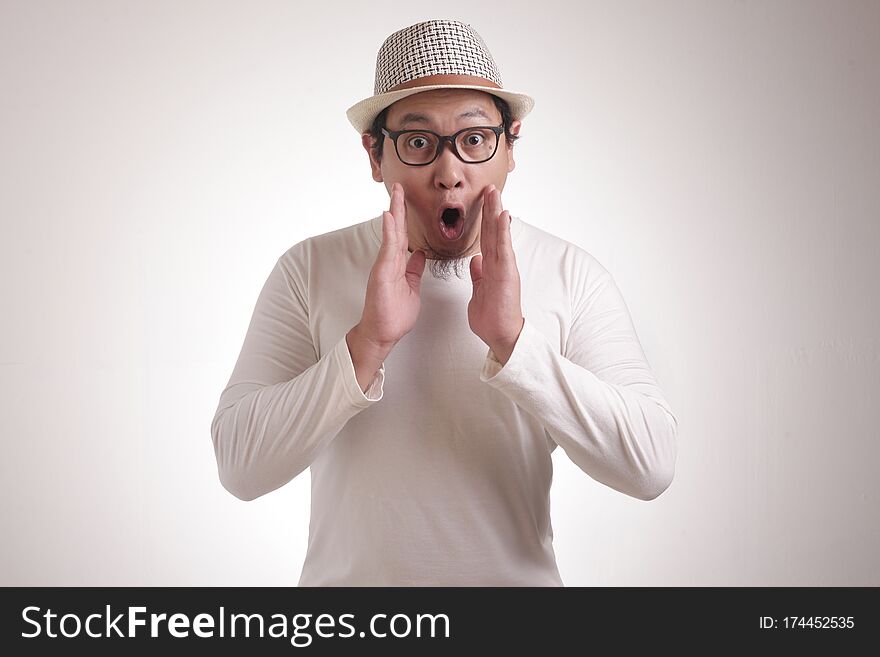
{"left": 479, "top": 316, "right": 542, "bottom": 385}
{"left": 334, "top": 333, "right": 385, "bottom": 405}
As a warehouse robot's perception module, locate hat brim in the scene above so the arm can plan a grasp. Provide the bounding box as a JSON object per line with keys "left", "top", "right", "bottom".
{"left": 346, "top": 85, "right": 534, "bottom": 134}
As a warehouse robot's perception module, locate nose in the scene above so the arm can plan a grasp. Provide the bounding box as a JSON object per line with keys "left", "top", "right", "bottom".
{"left": 432, "top": 140, "right": 463, "bottom": 190}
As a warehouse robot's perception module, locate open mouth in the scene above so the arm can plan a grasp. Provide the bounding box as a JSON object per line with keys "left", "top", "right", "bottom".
{"left": 438, "top": 205, "right": 465, "bottom": 241}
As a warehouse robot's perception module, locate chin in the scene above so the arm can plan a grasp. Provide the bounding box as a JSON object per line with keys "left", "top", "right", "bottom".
{"left": 425, "top": 243, "right": 467, "bottom": 260}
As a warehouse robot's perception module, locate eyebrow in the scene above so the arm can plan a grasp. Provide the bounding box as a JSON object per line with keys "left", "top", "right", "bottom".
{"left": 399, "top": 107, "right": 493, "bottom": 127}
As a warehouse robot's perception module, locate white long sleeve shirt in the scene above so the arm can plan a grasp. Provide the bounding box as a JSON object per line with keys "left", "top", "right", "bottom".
{"left": 210, "top": 214, "right": 678, "bottom": 586}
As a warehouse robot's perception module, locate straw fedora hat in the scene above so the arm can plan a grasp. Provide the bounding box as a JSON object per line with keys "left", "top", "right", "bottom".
{"left": 346, "top": 20, "right": 535, "bottom": 134}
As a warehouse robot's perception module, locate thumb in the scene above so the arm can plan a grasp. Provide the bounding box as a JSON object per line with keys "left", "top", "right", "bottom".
{"left": 469, "top": 254, "right": 483, "bottom": 289}
{"left": 405, "top": 249, "right": 427, "bottom": 292}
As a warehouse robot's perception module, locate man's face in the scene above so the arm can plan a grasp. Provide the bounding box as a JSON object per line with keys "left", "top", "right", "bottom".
{"left": 362, "top": 89, "right": 520, "bottom": 263}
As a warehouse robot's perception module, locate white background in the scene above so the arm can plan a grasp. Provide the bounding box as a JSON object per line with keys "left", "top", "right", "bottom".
{"left": 1, "top": 0, "right": 877, "bottom": 585}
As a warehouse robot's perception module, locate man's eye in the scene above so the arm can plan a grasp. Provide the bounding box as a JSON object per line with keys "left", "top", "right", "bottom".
{"left": 465, "top": 133, "right": 484, "bottom": 146}
{"left": 407, "top": 136, "right": 430, "bottom": 149}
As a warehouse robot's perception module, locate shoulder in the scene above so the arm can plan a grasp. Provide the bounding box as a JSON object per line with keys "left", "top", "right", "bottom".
{"left": 276, "top": 217, "right": 379, "bottom": 281}
{"left": 514, "top": 217, "right": 611, "bottom": 285}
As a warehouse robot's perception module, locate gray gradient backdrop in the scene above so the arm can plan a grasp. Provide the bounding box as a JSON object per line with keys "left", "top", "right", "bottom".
{"left": 1, "top": 0, "right": 878, "bottom": 585}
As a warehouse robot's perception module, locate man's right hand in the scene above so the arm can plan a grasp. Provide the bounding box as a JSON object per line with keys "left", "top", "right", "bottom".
{"left": 346, "top": 183, "right": 426, "bottom": 392}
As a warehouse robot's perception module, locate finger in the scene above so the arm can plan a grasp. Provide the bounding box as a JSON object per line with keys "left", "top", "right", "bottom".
{"left": 469, "top": 253, "right": 483, "bottom": 290}
{"left": 481, "top": 185, "right": 498, "bottom": 260}
{"left": 380, "top": 211, "right": 398, "bottom": 258}
{"left": 492, "top": 187, "right": 505, "bottom": 254}
{"left": 497, "top": 210, "right": 512, "bottom": 261}
{"left": 405, "top": 249, "right": 427, "bottom": 293}
{"left": 390, "top": 183, "right": 408, "bottom": 251}
{"left": 494, "top": 186, "right": 505, "bottom": 214}
{"left": 479, "top": 190, "right": 489, "bottom": 261}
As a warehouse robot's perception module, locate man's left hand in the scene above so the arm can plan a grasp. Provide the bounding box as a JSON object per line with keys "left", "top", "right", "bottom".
{"left": 468, "top": 185, "right": 524, "bottom": 366}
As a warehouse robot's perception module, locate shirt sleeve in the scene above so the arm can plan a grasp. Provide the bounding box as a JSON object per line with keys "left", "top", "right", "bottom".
{"left": 210, "top": 255, "right": 384, "bottom": 501}
{"left": 479, "top": 272, "right": 678, "bottom": 501}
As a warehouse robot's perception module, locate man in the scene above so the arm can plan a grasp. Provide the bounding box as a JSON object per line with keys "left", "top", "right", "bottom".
{"left": 211, "top": 20, "right": 678, "bottom": 586}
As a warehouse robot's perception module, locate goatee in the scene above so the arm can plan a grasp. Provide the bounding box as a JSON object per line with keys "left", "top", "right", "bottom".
{"left": 428, "top": 256, "right": 469, "bottom": 281}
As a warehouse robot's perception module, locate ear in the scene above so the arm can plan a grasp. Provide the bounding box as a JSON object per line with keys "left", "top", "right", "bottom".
{"left": 505, "top": 120, "right": 521, "bottom": 173}
{"left": 361, "top": 132, "right": 384, "bottom": 183}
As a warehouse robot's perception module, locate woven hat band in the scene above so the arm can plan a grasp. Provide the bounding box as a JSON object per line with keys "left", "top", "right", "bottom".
{"left": 387, "top": 74, "right": 502, "bottom": 93}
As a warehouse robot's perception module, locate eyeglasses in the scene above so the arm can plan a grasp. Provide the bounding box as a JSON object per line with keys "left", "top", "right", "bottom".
{"left": 381, "top": 125, "right": 505, "bottom": 166}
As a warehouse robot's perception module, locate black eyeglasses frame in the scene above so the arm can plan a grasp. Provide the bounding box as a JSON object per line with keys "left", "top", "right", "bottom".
{"left": 380, "top": 124, "right": 505, "bottom": 166}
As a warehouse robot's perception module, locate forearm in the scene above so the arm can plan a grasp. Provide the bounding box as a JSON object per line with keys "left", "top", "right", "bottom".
{"left": 211, "top": 334, "right": 382, "bottom": 501}
{"left": 346, "top": 323, "right": 394, "bottom": 393}
{"left": 482, "top": 318, "right": 678, "bottom": 500}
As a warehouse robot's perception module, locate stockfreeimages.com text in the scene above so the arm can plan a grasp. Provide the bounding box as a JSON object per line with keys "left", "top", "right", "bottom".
{"left": 21, "top": 605, "right": 451, "bottom": 646}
